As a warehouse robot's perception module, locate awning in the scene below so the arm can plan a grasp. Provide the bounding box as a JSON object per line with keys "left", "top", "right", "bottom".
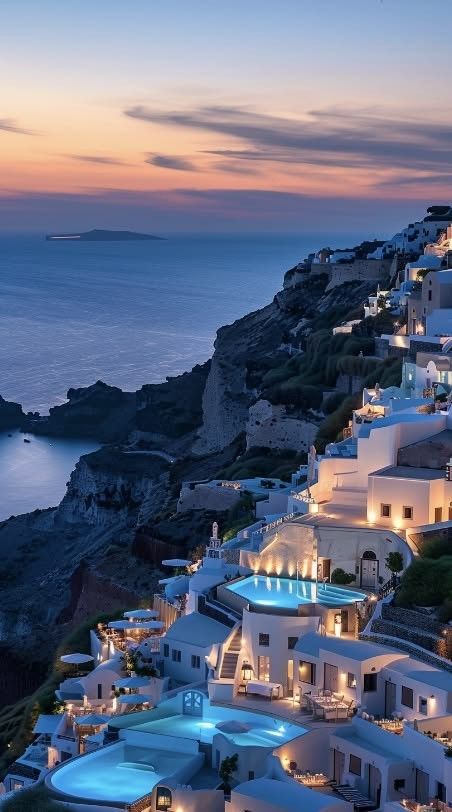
{"left": 32, "top": 715, "right": 63, "bottom": 735}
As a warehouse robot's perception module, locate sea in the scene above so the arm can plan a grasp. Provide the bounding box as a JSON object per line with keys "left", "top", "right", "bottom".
{"left": 0, "top": 232, "right": 358, "bottom": 519}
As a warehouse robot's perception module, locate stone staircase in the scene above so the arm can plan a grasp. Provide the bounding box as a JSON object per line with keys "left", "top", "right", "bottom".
{"left": 220, "top": 626, "right": 242, "bottom": 679}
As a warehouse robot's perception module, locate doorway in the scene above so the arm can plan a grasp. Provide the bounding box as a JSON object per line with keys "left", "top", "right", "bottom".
{"left": 361, "top": 551, "right": 378, "bottom": 588}
{"left": 333, "top": 749, "right": 345, "bottom": 783}
{"left": 368, "top": 765, "right": 381, "bottom": 805}
{"left": 415, "top": 769, "right": 429, "bottom": 804}
{"left": 324, "top": 662, "right": 338, "bottom": 693}
{"left": 384, "top": 680, "right": 396, "bottom": 717}
{"left": 287, "top": 659, "right": 293, "bottom": 696}
{"left": 182, "top": 690, "right": 203, "bottom": 716}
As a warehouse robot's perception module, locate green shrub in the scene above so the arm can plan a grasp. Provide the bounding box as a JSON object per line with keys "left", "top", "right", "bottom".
{"left": 323, "top": 391, "right": 347, "bottom": 415}
{"left": 420, "top": 534, "right": 452, "bottom": 559}
{"left": 331, "top": 568, "right": 355, "bottom": 585}
{"left": 395, "top": 557, "right": 452, "bottom": 609}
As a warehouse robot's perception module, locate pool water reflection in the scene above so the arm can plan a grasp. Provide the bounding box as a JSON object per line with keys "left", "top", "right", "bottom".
{"left": 225, "top": 575, "right": 367, "bottom": 609}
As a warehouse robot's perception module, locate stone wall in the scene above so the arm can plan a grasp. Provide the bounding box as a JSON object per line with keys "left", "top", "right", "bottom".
{"left": 371, "top": 617, "right": 450, "bottom": 659}
{"left": 361, "top": 632, "right": 452, "bottom": 672}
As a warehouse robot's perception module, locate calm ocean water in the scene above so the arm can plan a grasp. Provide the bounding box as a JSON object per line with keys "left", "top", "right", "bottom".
{"left": 0, "top": 233, "right": 318, "bottom": 414}
{"left": 0, "top": 231, "right": 358, "bottom": 517}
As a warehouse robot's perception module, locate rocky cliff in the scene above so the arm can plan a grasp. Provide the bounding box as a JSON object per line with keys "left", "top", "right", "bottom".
{"left": 0, "top": 395, "right": 28, "bottom": 431}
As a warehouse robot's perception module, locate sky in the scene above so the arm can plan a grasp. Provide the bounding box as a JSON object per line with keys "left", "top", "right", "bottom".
{"left": 1, "top": 0, "right": 452, "bottom": 234}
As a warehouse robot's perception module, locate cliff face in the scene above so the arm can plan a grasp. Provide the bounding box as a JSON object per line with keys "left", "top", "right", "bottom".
{"left": 0, "top": 395, "right": 28, "bottom": 431}
{"left": 57, "top": 447, "right": 170, "bottom": 526}
{"left": 31, "top": 380, "right": 136, "bottom": 442}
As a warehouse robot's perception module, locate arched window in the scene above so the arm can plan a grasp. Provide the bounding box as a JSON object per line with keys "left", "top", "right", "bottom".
{"left": 362, "top": 550, "right": 377, "bottom": 560}
{"left": 156, "top": 787, "right": 172, "bottom": 811}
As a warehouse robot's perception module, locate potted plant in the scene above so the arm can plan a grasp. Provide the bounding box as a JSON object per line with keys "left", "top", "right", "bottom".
{"left": 219, "top": 754, "right": 238, "bottom": 794}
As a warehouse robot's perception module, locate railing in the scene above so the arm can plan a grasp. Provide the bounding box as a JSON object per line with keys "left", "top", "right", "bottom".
{"left": 198, "top": 595, "right": 240, "bottom": 628}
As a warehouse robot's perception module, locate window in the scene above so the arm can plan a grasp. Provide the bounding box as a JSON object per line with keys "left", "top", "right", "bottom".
{"left": 288, "top": 636, "right": 298, "bottom": 650}
{"left": 394, "top": 779, "right": 406, "bottom": 793}
{"left": 191, "top": 654, "right": 200, "bottom": 669}
{"left": 428, "top": 290, "right": 432, "bottom": 301}
{"left": 258, "top": 655, "right": 270, "bottom": 681}
{"left": 163, "top": 643, "right": 169, "bottom": 658}
{"left": 248, "top": 771, "right": 255, "bottom": 781}
{"left": 349, "top": 754, "right": 362, "bottom": 776}
{"left": 97, "top": 683, "right": 102, "bottom": 700}
{"left": 435, "top": 507, "right": 443, "bottom": 523}
{"left": 403, "top": 506, "right": 413, "bottom": 520}
{"left": 299, "top": 661, "right": 316, "bottom": 685}
{"left": 347, "top": 673, "right": 356, "bottom": 689}
{"left": 363, "top": 673, "right": 377, "bottom": 692}
{"left": 172, "top": 649, "right": 181, "bottom": 662}
{"left": 380, "top": 503, "right": 391, "bottom": 518}
{"left": 418, "top": 696, "right": 427, "bottom": 715}
{"left": 401, "top": 685, "right": 413, "bottom": 708}
{"left": 156, "top": 787, "right": 173, "bottom": 811}
{"left": 259, "top": 633, "right": 270, "bottom": 647}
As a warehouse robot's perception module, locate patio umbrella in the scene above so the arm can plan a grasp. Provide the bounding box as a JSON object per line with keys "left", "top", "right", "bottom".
{"left": 60, "top": 653, "right": 94, "bottom": 665}
{"left": 123, "top": 609, "right": 159, "bottom": 619}
{"left": 114, "top": 676, "right": 150, "bottom": 689}
{"left": 108, "top": 620, "right": 135, "bottom": 630}
{"left": 215, "top": 720, "right": 251, "bottom": 734}
{"left": 118, "top": 694, "right": 153, "bottom": 704}
{"left": 74, "top": 713, "right": 109, "bottom": 727}
{"left": 161, "top": 558, "right": 191, "bottom": 567}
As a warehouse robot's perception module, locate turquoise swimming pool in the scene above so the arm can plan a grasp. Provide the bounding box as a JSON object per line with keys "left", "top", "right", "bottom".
{"left": 50, "top": 743, "right": 198, "bottom": 804}
{"left": 127, "top": 705, "right": 305, "bottom": 747}
{"left": 225, "top": 575, "right": 367, "bottom": 609}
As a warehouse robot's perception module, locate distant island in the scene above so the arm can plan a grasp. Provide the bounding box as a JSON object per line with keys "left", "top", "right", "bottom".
{"left": 46, "top": 229, "right": 163, "bottom": 242}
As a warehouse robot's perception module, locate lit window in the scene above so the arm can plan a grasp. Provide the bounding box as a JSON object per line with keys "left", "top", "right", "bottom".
{"left": 347, "top": 673, "right": 356, "bottom": 688}
{"left": 299, "top": 661, "right": 316, "bottom": 685}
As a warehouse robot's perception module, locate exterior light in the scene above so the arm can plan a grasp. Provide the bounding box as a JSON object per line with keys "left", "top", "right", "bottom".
{"left": 241, "top": 661, "right": 253, "bottom": 681}
{"left": 368, "top": 511, "right": 376, "bottom": 524}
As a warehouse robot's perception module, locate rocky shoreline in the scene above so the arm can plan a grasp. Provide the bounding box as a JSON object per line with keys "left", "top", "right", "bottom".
{"left": 0, "top": 255, "right": 391, "bottom": 684}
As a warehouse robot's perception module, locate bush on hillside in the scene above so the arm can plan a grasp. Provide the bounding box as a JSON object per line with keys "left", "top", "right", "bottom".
{"left": 395, "top": 557, "right": 452, "bottom": 609}
{"left": 316, "top": 393, "right": 361, "bottom": 451}
{"left": 420, "top": 533, "right": 452, "bottom": 560}
{"left": 323, "top": 391, "right": 347, "bottom": 415}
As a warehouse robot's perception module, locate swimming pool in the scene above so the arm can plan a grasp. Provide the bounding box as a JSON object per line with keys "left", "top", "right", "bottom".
{"left": 50, "top": 742, "right": 198, "bottom": 803}
{"left": 127, "top": 704, "right": 305, "bottom": 747}
{"left": 225, "top": 575, "right": 367, "bottom": 609}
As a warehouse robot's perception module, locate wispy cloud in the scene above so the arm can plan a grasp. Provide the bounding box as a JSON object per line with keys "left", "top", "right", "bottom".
{"left": 67, "top": 154, "right": 128, "bottom": 165}
{"left": 125, "top": 104, "right": 452, "bottom": 174}
{"left": 213, "top": 160, "right": 259, "bottom": 176}
{"left": 145, "top": 153, "right": 198, "bottom": 171}
{"left": 0, "top": 118, "right": 37, "bottom": 136}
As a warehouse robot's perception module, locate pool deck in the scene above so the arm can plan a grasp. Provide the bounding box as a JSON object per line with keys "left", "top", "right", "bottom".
{"left": 212, "top": 696, "right": 350, "bottom": 730}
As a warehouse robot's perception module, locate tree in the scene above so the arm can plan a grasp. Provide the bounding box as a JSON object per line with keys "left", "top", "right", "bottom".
{"left": 385, "top": 551, "right": 403, "bottom": 575}
{"left": 219, "top": 753, "right": 238, "bottom": 791}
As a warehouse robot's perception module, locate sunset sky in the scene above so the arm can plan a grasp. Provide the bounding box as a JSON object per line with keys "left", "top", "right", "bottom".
{"left": 2, "top": 0, "right": 452, "bottom": 233}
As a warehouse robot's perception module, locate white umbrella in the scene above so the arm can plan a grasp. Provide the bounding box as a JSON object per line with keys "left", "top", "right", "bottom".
{"left": 162, "top": 559, "right": 191, "bottom": 567}
{"left": 114, "top": 676, "right": 150, "bottom": 689}
{"left": 215, "top": 720, "right": 251, "bottom": 733}
{"left": 108, "top": 620, "right": 135, "bottom": 630}
{"left": 118, "top": 694, "right": 153, "bottom": 704}
{"left": 60, "top": 653, "right": 94, "bottom": 665}
{"left": 123, "top": 609, "right": 159, "bottom": 619}
{"left": 74, "top": 713, "right": 109, "bottom": 727}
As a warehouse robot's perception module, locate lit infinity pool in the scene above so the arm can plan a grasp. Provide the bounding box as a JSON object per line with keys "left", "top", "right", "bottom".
{"left": 225, "top": 575, "right": 367, "bottom": 609}
{"left": 128, "top": 706, "right": 305, "bottom": 747}
{"left": 50, "top": 743, "right": 197, "bottom": 803}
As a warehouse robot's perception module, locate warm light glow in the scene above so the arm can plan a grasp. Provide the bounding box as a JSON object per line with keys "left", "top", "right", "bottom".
{"left": 368, "top": 510, "right": 376, "bottom": 524}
